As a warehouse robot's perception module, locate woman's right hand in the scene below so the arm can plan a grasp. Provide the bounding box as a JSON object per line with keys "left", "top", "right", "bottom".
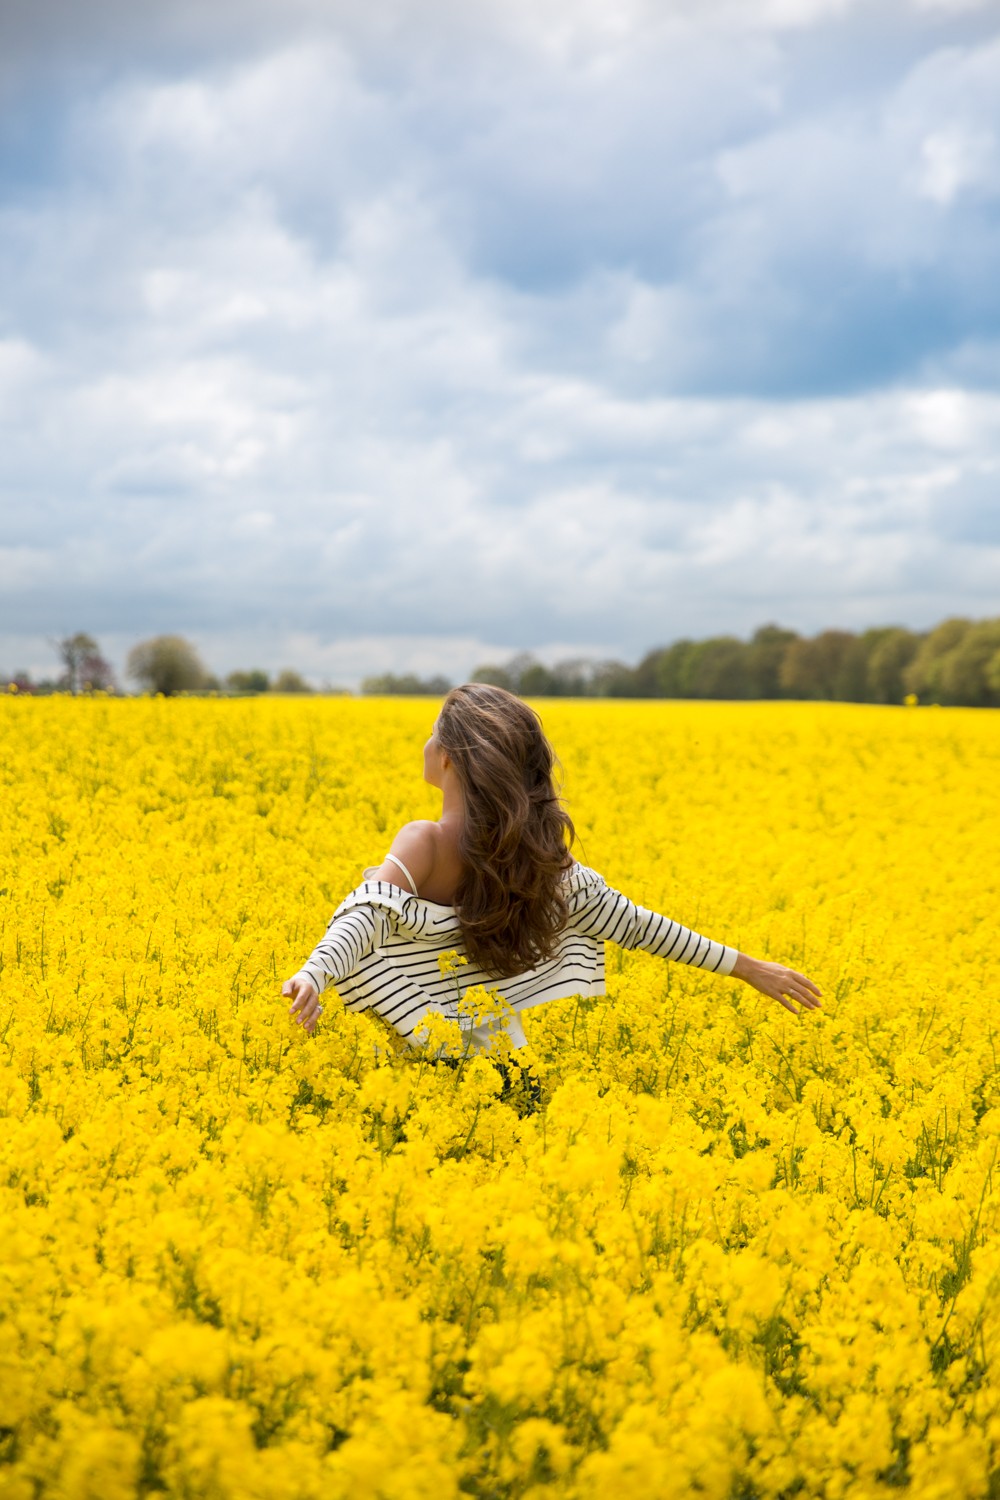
{"left": 283, "top": 973, "right": 322, "bottom": 1033}
{"left": 731, "top": 953, "right": 822, "bottom": 1015}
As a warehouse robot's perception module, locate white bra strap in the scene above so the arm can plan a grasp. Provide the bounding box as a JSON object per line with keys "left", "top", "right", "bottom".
{"left": 384, "top": 851, "right": 418, "bottom": 896}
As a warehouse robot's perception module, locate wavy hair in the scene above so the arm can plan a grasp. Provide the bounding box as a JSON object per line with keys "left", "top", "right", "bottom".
{"left": 436, "top": 683, "right": 576, "bottom": 978}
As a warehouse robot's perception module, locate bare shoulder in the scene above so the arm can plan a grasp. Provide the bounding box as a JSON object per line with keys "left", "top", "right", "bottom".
{"left": 372, "top": 820, "right": 439, "bottom": 895}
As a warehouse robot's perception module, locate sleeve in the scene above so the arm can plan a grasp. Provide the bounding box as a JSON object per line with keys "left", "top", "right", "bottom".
{"left": 566, "top": 872, "right": 738, "bottom": 976}
{"left": 297, "top": 903, "right": 394, "bottom": 995}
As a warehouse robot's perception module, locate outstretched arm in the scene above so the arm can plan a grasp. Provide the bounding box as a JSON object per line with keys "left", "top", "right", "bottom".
{"left": 568, "top": 875, "right": 821, "bottom": 1016}
{"left": 283, "top": 903, "right": 388, "bottom": 1033}
{"left": 567, "top": 877, "right": 738, "bottom": 973}
{"left": 282, "top": 825, "right": 434, "bottom": 1034}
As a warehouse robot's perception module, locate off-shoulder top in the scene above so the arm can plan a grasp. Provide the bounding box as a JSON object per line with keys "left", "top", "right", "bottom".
{"left": 296, "top": 861, "right": 738, "bottom": 1055}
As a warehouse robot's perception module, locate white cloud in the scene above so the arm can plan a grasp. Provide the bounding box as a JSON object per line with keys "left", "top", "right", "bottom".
{"left": 2, "top": 1, "right": 1000, "bottom": 684}
{"left": 917, "top": 126, "right": 999, "bottom": 202}
{"left": 912, "top": 0, "right": 996, "bottom": 13}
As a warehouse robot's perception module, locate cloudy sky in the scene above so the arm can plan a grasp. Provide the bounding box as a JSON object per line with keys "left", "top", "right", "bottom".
{"left": 2, "top": 0, "right": 999, "bottom": 686}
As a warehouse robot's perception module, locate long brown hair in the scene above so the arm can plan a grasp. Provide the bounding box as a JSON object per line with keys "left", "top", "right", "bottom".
{"left": 436, "top": 683, "right": 575, "bottom": 978}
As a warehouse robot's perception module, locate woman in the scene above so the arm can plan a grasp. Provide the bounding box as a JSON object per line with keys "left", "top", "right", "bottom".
{"left": 282, "top": 684, "right": 821, "bottom": 1048}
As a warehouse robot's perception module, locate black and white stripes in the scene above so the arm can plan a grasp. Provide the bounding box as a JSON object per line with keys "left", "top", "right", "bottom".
{"left": 567, "top": 877, "right": 735, "bottom": 972}
{"left": 296, "top": 862, "right": 738, "bottom": 1052}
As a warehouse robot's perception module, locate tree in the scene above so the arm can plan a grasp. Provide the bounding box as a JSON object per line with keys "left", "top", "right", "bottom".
{"left": 683, "top": 637, "right": 752, "bottom": 699}
{"left": 504, "top": 653, "right": 542, "bottom": 695}
{"left": 937, "top": 619, "right": 1000, "bottom": 706}
{"left": 587, "top": 659, "right": 636, "bottom": 697}
{"left": 549, "top": 659, "right": 595, "bottom": 696}
{"left": 80, "top": 650, "right": 116, "bottom": 692}
{"left": 470, "top": 664, "right": 514, "bottom": 691}
{"left": 272, "top": 669, "right": 313, "bottom": 694}
{"left": 474, "top": 653, "right": 635, "bottom": 699}
{"left": 226, "top": 669, "right": 270, "bottom": 695}
{"left": 866, "top": 627, "right": 920, "bottom": 704}
{"left": 779, "top": 637, "right": 816, "bottom": 699}
{"left": 518, "top": 662, "right": 556, "bottom": 696}
{"left": 834, "top": 634, "right": 871, "bottom": 702}
{"left": 630, "top": 647, "right": 667, "bottom": 698}
{"left": 745, "top": 625, "right": 799, "bottom": 699}
{"left": 50, "top": 630, "right": 105, "bottom": 693}
{"left": 780, "top": 630, "right": 860, "bottom": 700}
{"left": 126, "top": 636, "right": 209, "bottom": 696}
{"left": 361, "top": 673, "right": 451, "bottom": 695}
{"left": 472, "top": 653, "right": 551, "bottom": 696}
{"left": 653, "top": 640, "right": 697, "bottom": 697}
{"left": 904, "top": 618, "right": 972, "bottom": 704}
{"left": 987, "top": 642, "right": 1000, "bottom": 700}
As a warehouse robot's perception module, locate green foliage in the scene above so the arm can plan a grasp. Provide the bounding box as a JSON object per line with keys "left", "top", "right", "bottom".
{"left": 271, "top": 668, "right": 313, "bottom": 694}
{"left": 866, "top": 627, "right": 919, "bottom": 703}
{"left": 920, "top": 619, "right": 1000, "bottom": 707}
{"left": 471, "top": 615, "right": 1000, "bottom": 706}
{"left": 17, "top": 613, "right": 1000, "bottom": 707}
{"left": 126, "top": 635, "right": 210, "bottom": 696}
{"left": 361, "top": 673, "right": 452, "bottom": 695}
{"left": 226, "top": 669, "right": 271, "bottom": 695}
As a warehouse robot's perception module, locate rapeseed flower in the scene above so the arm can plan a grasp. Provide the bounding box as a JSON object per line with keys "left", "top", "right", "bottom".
{"left": 1, "top": 696, "right": 999, "bottom": 1495}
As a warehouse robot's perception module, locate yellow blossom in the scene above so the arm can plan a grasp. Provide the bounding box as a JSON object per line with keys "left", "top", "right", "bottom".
{"left": 1, "top": 696, "right": 999, "bottom": 1497}
{"left": 437, "top": 950, "right": 468, "bottom": 978}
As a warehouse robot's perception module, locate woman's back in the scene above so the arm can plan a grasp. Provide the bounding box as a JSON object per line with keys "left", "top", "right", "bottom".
{"left": 374, "top": 822, "right": 571, "bottom": 909}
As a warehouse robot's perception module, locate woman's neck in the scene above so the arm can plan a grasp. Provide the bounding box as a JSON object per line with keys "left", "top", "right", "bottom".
{"left": 439, "top": 779, "right": 465, "bottom": 823}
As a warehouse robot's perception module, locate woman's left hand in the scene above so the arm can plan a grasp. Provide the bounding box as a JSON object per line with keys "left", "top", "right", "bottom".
{"left": 731, "top": 953, "right": 822, "bottom": 1015}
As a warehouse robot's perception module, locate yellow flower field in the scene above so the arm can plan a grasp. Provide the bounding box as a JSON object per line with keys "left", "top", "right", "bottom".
{"left": 2, "top": 694, "right": 999, "bottom": 1499}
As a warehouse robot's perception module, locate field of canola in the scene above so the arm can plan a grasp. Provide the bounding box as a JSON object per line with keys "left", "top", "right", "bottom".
{"left": 1, "top": 694, "right": 1000, "bottom": 1500}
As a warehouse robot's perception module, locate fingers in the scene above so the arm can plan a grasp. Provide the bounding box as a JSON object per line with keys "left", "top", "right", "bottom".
{"left": 283, "top": 976, "right": 303, "bottom": 1006}
{"left": 782, "top": 982, "right": 822, "bottom": 1012}
{"left": 777, "top": 988, "right": 820, "bottom": 1014}
{"left": 790, "top": 969, "right": 823, "bottom": 999}
{"left": 284, "top": 975, "right": 322, "bottom": 1032}
{"left": 762, "top": 965, "right": 822, "bottom": 1015}
{"left": 284, "top": 975, "right": 313, "bottom": 1007}
{"left": 295, "top": 996, "right": 322, "bottom": 1033}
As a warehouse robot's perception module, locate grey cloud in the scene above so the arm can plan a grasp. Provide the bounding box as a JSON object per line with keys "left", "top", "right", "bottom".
{"left": 6, "top": 5, "right": 1000, "bottom": 396}
{"left": 3, "top": 0, "right": 1000, "bottom": 683}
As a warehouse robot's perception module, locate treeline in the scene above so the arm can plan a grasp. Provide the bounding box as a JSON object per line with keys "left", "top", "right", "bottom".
{"left": 3, "top": 634, "right": 321, "bottom": 697}
{"left": 367, "top": 617, "right": 1000, "bottom": 707}
{"left": 6, "top": 618, "right": 1000, "bottom": 704}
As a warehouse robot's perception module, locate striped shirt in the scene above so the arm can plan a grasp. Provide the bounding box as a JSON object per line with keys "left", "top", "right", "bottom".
{"left": 297, "top": 861, "right": 739, "bottom": 1054}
